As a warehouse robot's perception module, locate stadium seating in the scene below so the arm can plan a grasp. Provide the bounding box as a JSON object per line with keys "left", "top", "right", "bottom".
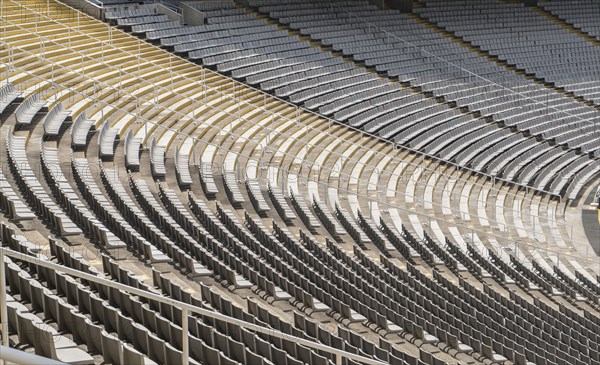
{"left": 106, "top": 0, "right": 600, "bottom": 197}
{"left": 540, "top": 0, "right": 600, "bottom": 41}
{"left": 416, "top": 0, "right": 600, "bottom": 104}
{"left": 0, "top": 0, "right": 598, "bottom": 365}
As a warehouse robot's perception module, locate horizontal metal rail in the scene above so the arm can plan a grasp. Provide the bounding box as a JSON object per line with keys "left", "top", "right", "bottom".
{"left": 2, "top": 64, "right": 591, "bottom": 261}
{"left": 0, "top": 248, "right": 387, "bottom": 365}
{"left": 0, "top": 345, "right": 67, "bottom": 365}
{"left": 24, "top": 0, "right": 567, "bottom": 201}
{"left": 0, "top": 4, "right": 568, "bottom": 215}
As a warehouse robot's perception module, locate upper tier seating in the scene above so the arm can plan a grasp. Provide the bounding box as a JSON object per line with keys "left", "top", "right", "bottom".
{"left": 416, "top": 0, "right": 600, "bottom": 105}
{"left": 102, "top": 0, "right": 600, "bottom": 199}
{"left": 247, "top": 0, "right": 600, "bottom": 199}
{"left": 540, "top": 0, "right": 600, "bottom": 41}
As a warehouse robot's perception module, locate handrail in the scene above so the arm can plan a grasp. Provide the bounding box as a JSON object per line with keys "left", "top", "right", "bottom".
{"left": 82, "top": 0, "right": 102, "bottom": 7}
{"left": 0, "top": 248, "right": 388, "bottom": 365}
{"left": 38, "top": 0, "right": 567, "bottom": 201}
{"left": 146, "top": 0, "right": 183, "bottom": 15}
{"left": 1, "top": 63, "right": 583, "bottom": 254}
{"left": 0, "top": 29, "right": 565, "bottom": 233}
{"left": 155, "top": 2, "right": 183, "bottom": 18}
{"left": 0, "top": 16, "right": 586, "bottom": 253}
{"left": 3, "top": 3, "right": 598, "bottom": 257}
{"left": 57, "top": 0, "right": 103, "bottom": 19}
{"left": 320, "top": 1, "right": 600, "bottom": 130}
{"left": 0, "top": 346, "right": 67, "bottom": 365}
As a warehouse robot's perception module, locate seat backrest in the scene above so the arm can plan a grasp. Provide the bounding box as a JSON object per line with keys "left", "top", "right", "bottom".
{"left": 183, "top": 333, "right": 202, "bottom": 361}
{"left": 165, "top": 342, "right": 183, "bottom": 365}
{"left": 82, "top": 318, "right": 102, "bottom": 354}
{"left": 513, "top": 351, "right": 528, "bottom": 365}
{"left": 156, "top": 316, "right": 172, "bottom": 343}
{"left": 102, "top": 330, "right": 123, "bottom": 365}
{"left": 203, "top": 343, "right": 221, "bottom": 365}
{"left": 29, "top": 280, "right": 45, "bottom": 313}
{"left": 419, "top": 348, "right": 433, "bottom": 365}
{"left": 273, "top": 344, "right": 292, "bottom": 365}
{"left": 16, "top": 311, "right": 39, "bottom": 346}
{"left": 57, "top": 299, "right": 77, "bottom": 334}
{"left": 245, "top": 348, "right": 264, "bottom": 365}
{"left": 33, "top": 322, "right": 57, "bottom": 360}
{"left": 132, "top": 322, "right": 150, "bottom": 355}
{"left": 481, "top": 343, "right": 494, "bottom": 360}
{"left": 6, "top": 300, "right": 24, "bottom": 332}
{"left": 123, "top": 342, "right": 149, "bottom": 365}
{"left": 147, "top": 332, "right": 167, "bottom": 365}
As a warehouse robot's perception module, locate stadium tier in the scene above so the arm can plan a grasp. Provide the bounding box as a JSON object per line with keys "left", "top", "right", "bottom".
{"left": 100, "top": 0, "right": 600, "bottom": 198}
{"left": 0, "top": 0, "right": 599, "bottom": 365}
{"left": 540, "top": 0, "right": 600, "bottom": 42}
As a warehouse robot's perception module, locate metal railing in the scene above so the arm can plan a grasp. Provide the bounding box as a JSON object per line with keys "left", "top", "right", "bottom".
{"left": 0, "top": 0, "right": 569, "bottom": 215}
{"left": 58, "top": 0, "right": 103, "bottom": 19}
{"left": 1, "top": 0, "right": 598, "bottom": 261}
{"left": 0, "top": 248, "right": 387, "bottom": 365}
{"left": 0, "top": 346, "right": 67, "bottom": 365}
{"left": 38, "top": 0, "right": 571, "bottom": 202}
{"left": 1, "top": 33, "right": 595, "bottom": 260}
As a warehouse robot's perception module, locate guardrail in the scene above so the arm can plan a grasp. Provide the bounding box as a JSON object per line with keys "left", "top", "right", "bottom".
{"left": 0, "top": 346, "right": 67, "bottom": 365}
{"left": 2, "top": 20, "right": 595, "bottom": 259}
{"left": 155, "top": 3, "right": 184, "bottom": 22}
{"left": 40, "top": 0, "right": 568, "bottom": 202}
{"left": 58, "top": 0, "right": 102, "bottom": 19}
{"left": 180, "top": 2, "right": 206, "bottom": 26}
{"left": 0, "top": 16, "right": 568, "bottom": 236}
{"left": 2, "top": 0, "right": 567, "bottom": 213}
{"left": 0, "top": 248, "right": 387, "bottom": 365}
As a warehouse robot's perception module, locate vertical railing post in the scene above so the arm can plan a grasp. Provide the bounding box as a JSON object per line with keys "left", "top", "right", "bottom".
{"left": 336, "top": 353, "right": 342, "bottom": 365}
{"left": 182, "top": 308, "right": 189, "bottom": 364}
{"left": 0, "top": 247, "right": 8, "bottom": 361}
{"left": 2, "top": 4, "right": 5, "bottom": 48}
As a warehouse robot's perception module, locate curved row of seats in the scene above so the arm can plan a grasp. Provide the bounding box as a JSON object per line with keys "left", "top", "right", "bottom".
{"left": 540, "top": 0, "right": 600, "bottom": 41}
{"left": 104, "top": 0, "right": 596, "bottom": 296}
{"left": 1, "top": 77, "right": 592, "bottom": 364}
{"left": 247, "top": 0, "right": 600, "bottom": 199}
{"left": 416, "top": 0, "right": 600, "bottom": 104}
{"left": 1, "top": 2, "right": 444, "bottom": 363}
{"left": 0, "top": 1, "right": 598, "bottom": 365}
{"left": 107, "top": 0, "right": 600, "bottom": 201}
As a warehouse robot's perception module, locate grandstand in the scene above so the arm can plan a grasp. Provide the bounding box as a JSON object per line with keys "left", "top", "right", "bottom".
{"left": 0, "top": 0, "right": 598, "bottom": 364}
